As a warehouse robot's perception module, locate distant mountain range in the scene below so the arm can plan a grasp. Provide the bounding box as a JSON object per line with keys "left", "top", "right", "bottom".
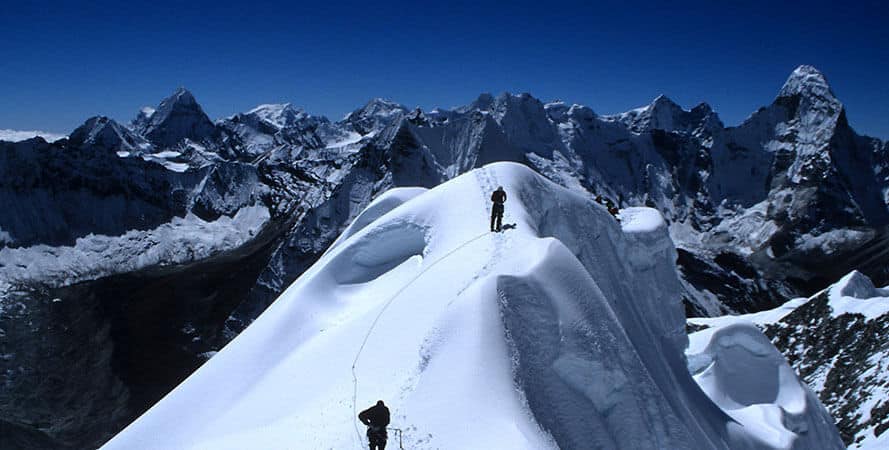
{"left": 1, "top": 65, "right": 886, "bottom": 448}
{"left": 0, "top": 129, "right": 66, "bottom": 143}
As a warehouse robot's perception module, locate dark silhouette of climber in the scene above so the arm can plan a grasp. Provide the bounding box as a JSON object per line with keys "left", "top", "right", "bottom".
{"left": 359, "top": 400, "right": 390, "bottom": 450}
{"left": 491, "top": 186, "right": 507, "bottom": 232}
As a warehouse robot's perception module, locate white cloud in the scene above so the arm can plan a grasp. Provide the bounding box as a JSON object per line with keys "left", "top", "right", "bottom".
{"left": 0, "top": 129, "right": 67, "bottom": 142}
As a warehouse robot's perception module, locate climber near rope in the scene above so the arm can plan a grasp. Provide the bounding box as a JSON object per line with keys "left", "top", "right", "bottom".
{"left": 358, "top": 400, "right": 390, "bottom": 450}
{"left": 491, "top": 186, "right": 507, "bottom": 232}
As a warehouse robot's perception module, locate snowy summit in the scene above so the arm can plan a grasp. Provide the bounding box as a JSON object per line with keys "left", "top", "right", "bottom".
{"left": 104, "top": 163, "right": 842, "bottom": 450}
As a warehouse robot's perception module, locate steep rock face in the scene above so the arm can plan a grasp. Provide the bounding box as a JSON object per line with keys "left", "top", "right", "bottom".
{"left": 0, "top": 137, "right": 195, "bottom": 248}
{"left": 0, "top": 282, "right": 130, "bottom": 450}
{"left": 68, "top": 116, "right": 151, "bottom": 154}
{"left": 216, "top": 103, "right": 328, "bottom": 159}
{"left": 342, "top": 98, "right": 409, "bottom": 135}
{"left": 611, "top": 95, "right": 720, "bottom": 136}
{"left": 135, "top": 88, "right": 220, "bottom": 150}
{"left": 485, "top": 92, "right": 560, "bottom": 158}
{"left": 699, "top": 66, "right": 889, "bottom": 309}
{"left": 765, "top": 273, "right": 889, "bottom": 448}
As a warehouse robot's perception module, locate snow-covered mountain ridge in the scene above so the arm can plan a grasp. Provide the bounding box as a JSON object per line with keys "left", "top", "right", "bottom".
{"left": 104, "top": 163, "right": 843, "bottom": 449}
{"left": 688, "top": 271, "right": 889, "bottom": 449}
{"left": 1, "top": 65, "right": 885, "bottom": 448}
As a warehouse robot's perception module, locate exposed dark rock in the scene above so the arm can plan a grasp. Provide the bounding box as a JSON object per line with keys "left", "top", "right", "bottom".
{"left": 765, "top": 292, "right": 889, "bottom": 445}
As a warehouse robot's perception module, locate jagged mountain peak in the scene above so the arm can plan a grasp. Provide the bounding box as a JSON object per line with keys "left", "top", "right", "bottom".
{"left": 342, "top": 98, "right": 409, "bottom": 135}
{"left": 645, "top": 94, "right": 688, "bottom": 119}
{"left": 496, "top": 91, "right": 535, "bottom": 101}
{"left": 457, "top": 92, "right": 496, "bottom": 113}
{"left": 544, "top": 100, "right": 598, "bottom": 124}
{"left": 834, "top": 270, "right": 882, "bottom": 299}
{"left": 691, "top": 102, "right": 713, "bottom": 114}
{"left": 353, "top": 97, "right": 408, "bottom": 116}
{"left": 460, "top": 92, "right": 545, "bottom": 116}
{"left": 651, "top": 93, "right": 680, "bottom": 108}
{"left": 151, "top": 87, "right": 207, "bottom": 120}
{"left": 567, "top": 103, "right": 596, "bottom": 120}
{"left": 243, "top": 103, "right": 307, "bottom": 129}
{"left": 167, "top": 86, "right": 198, "bottom": 105}
{"left": 494, "top": 91, "right": 543, "bottom": 107}
{"left": 609, "top": 94, "right": 693, "bottom": 133}
{"left": 778, "top": 65, "right": 836, "bottom": 101}
{"left": 131, "top": 106, "right": 156, "bottom": 131}
{"left": 68, "top": 115, "right": 150, "bottom": 153}
{"left": 487, "top": 92, "right": 548, "bottom": 121}
{"left": 138, "top": 87, "right": 218, "bottom": 148}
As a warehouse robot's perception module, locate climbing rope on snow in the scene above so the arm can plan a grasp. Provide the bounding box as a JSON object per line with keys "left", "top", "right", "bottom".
{"left": 350, "top": 229, "right": 492, "bottom": 447}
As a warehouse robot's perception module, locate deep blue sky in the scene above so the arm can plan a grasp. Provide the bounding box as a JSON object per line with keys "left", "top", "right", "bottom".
{"left": 1, "top": 0, "right": 887, "bottom": 139}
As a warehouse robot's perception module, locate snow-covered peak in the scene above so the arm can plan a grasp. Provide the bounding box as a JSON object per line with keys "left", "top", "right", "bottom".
{"left": 168, "top": 87, "right": 198, "bottom": 106}
{"left": 458, "top": 92, "right": 549, "bottom": 122}
{"left": 567, "top": 103, "right": 596, "bottom": 122}
{"left": 543, "top": 100, "right": 570, "bottom": 121}
{"left": 68, "top": 116, "right": 151, "bottom": 153}
{"left": 778, "top": 65, "right": 837, "bottom": 102}
{"left": 138, "top": 87, "right": 218, "bottom": 148}
{"left": 455, "top": 93, "right": 496, "bottom": 113}
{"left": 348, "top": 98, "right": 408, "bottom": 120}
{"left": 243, "top": 103, "right": 306, "bottom": 129}
{"left": 827, "top": 270, "right": 889, "bottom": 319}
{"left": 104, "top": 162, "right": 843, "bottom": 450}
{"left": 151, "top": 87, "right": 204, "bottom": 121}
{"left": 342, "top": 98, "right": 409, "bottom": 135}
{"left": 609, "top": 94, "right": 692, "bottom": 133}
{"left": 652, "top": 93, "right": 678, "bottom": 107}
{"left": 492, "top": 92, "right": 542, "bottom": 115}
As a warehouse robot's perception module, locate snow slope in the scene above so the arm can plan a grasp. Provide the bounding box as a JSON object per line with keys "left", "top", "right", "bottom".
{"left": 104, "top": 162, "right": 841, "bottom": 450}
{"left": 689, "top": 271, "right": 889, "bottom": 449}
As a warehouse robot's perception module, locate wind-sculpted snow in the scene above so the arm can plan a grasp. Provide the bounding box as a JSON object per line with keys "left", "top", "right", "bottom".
{"left": 104, "top": 163, "right": 842, "bottom": 449}
{"left": 329, "top": 187, "right": 428, "bottom": 250}
{"left": 688, "top": 271, "right": 889, "bottom": 449}
{"left": 687, "top": 324, "right": 842, "bottom": 449}
{"left": 326, "top": 221, "right": 428, "bottom": 285}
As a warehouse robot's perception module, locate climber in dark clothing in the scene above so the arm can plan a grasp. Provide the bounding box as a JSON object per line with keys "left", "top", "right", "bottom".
{"left": 359, "top": 400, "right": 390, "bottom": 450}
{"left": 491, "top": 186, "right": 507, "bottom": 232}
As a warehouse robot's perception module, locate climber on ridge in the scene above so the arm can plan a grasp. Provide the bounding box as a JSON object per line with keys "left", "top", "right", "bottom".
{"left": 358, "top": 400, "right": 390, "bottom": 450}
{"left": 490, "top": 186, "right": 507, "bottom": 232}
